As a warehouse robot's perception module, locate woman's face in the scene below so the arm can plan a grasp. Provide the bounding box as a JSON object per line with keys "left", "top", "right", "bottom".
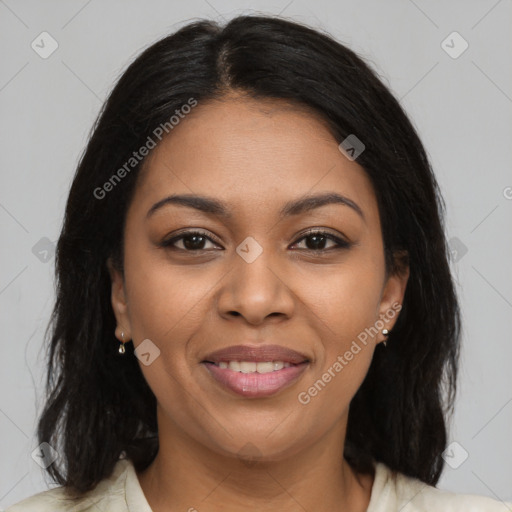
{"left": 109, "top": 94, "right": 408, "bottom": 462}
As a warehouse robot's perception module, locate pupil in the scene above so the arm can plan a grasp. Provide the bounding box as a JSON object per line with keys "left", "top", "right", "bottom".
{"left": 184, "top": 235, "right": 205, "bottom": 250}
{"left": 307, "top": 235, "right": 326, "bottom": 250}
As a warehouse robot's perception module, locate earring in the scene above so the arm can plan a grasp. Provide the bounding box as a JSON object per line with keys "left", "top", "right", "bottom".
{"left": 382, "top": 329, "right": 390, "bottom": 347}
{"left": 118, "top": 331, "right": 126, "bottom": 354}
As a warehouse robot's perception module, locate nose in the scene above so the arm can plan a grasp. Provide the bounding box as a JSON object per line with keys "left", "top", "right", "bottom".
{"left": 216, "top": 245, "right": 295, "bottom": 325}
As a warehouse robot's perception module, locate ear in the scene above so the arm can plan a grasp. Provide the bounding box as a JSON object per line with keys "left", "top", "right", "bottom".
{"left": 106, "top": 257, "right": 132, "bottom": 341}
{"left": 377, "top": 250, "right": 409, "bottom": 338}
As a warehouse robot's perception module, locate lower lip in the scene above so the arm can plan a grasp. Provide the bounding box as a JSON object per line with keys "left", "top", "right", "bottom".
{"left": 202, "top": 362, "right": 309, "bottom": 398}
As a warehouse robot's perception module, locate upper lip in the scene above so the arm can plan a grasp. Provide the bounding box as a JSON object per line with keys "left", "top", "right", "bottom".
{"left": 202, "top": 344, "right": 310, "bottom": 364}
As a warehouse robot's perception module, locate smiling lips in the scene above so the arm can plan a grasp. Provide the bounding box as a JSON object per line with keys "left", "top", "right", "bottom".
{"left": 201, "top": 344, "right": 310, "bottom": 398}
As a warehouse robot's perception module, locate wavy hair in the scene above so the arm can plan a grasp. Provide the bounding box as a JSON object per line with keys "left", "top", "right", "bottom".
{"left": 37, "top": 14, "right": 460, "bottom": 494}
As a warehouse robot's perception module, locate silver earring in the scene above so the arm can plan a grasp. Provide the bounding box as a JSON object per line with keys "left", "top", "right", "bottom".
{"left": 382, "top": 329, "right": 390, "bottom": 347}
{"left": 119, "top": 331, "right": 126, "bottom": 354}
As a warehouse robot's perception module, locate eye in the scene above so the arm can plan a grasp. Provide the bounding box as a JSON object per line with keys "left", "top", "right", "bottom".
{"left": 160, "top": 229, "right": 351, "bottom": 253}
{"left": 291, "top": 230, "right": 351, "bottom": 252}
{"left": 160, "top": 230, "right": 221, "bottom": 251}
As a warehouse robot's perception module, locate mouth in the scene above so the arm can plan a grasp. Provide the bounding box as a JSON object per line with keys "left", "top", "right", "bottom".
{"left": 200, "top": 344, "right": 311, "bottom": 398}
{"left": 201, "top": 360, "right": 310, "bottom": 398}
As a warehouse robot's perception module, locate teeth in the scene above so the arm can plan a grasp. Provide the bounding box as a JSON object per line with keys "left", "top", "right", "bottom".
{"left": 240, "top": 361, "right": 257, "bottom": 373}
{"left": 256, "top": 362, "right": 274, "bottom": 373}
{"left": 216, "top": 361, "right": 292, "bottom": 373}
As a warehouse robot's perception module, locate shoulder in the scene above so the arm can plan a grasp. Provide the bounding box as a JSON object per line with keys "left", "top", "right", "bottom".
{"left": 369, "top": 461, "right": 512, "bottom": 512}
{"left": 5, "top": 458, "right": 131, "bottom": 512}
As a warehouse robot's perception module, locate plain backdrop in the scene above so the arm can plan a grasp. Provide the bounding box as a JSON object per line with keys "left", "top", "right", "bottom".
{"left": 1, "top": 0, "right": 511, "bottom": 508}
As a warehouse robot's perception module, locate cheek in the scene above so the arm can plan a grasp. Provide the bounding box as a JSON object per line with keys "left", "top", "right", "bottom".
{"left": 123, "top": 253, "right": 212, "bottom": 407}
{"left": 294, "top": 255, "right": 384, "bottom": 399}
{"left": 124, "top": 245, "right": 213, "bottom": 343}
{"left": 296, "top": 256, "right": 384, "bottom": 340}
{"left": 295, "top": 288, "right": 379, "bottom": 421}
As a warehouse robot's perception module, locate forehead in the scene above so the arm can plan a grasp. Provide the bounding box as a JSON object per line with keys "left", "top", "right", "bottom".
{"left": 131, "top": 95, "right": 378, "bottom": 223}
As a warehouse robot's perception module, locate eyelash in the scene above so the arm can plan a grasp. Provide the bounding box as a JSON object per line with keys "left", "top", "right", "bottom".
{"left": 159, "top": 229, "right": 351, "bottom": 253}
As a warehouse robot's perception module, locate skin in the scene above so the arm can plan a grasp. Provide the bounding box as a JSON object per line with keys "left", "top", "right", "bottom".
{"left": 108, "top": 92, "right": 409, "bottom": 512}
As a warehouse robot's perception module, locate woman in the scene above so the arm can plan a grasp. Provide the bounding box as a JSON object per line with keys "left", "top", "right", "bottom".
{"left": 7, "top": 14, "right": 510, "bottom": 512}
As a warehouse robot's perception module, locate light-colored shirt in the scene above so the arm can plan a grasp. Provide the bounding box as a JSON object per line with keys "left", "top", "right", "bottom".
{"left": 6, "top": 456, "right": 511, "bottom": 511}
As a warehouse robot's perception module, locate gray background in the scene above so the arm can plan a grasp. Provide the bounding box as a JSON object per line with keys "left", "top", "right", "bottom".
{"left": 1, "top": 0, "right": 511, "bottom": 508}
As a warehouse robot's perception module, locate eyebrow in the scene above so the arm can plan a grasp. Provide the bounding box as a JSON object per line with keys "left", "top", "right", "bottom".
{"left": 146, "top": 192, "right": 364, "bottom": 221}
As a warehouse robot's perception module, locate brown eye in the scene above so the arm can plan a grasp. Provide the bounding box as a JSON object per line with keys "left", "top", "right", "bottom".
{"left": 292, "top": 230, "right": 351, "bottom": 252}
{"left": 160, "top": 231, "right": 220, "bottom": 251}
